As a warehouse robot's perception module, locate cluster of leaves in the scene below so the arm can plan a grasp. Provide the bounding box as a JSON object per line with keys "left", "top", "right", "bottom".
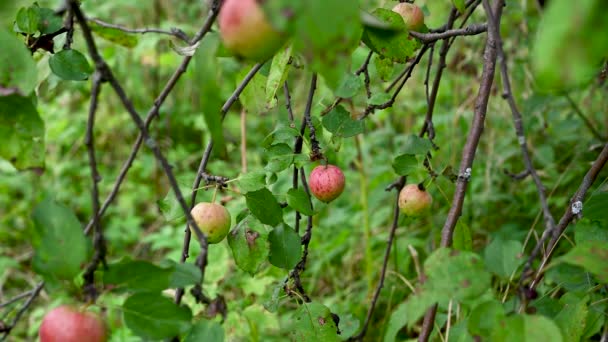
{"left": 0, "top": 0, "right": 607, "bottom": 341}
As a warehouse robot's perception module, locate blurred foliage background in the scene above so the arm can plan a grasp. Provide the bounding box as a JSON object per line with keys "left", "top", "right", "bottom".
{"left": 1, "top": 0, "right": 607, "bottom": 341}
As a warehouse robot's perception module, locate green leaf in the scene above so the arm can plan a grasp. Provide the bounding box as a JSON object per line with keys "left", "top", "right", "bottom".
{"left": 238, "top": 170, "right": 268, "bottom": 193}
{"left": 0, "top": 94, "right": 45, "bottom": 170}
{"left": 467, "top": 300, "right": 506, "bottom": 338}
{"left": 452, "top": 0, "right": 466, "bottom": 13}
{"left": 374, "top": 55, "right": 394, "bottom": 81}
{"left": 268, "top": 223, "right": 301, "bottom": 269}
{"left": 49, "top": 49, "right": 93, "bottom": 81}
{"left": 16, "top": 6, "right": 39, "bottom": 34}
{"left": 31, "top": 198, "right": 88, "bottom": 281}
{"left": 264, "top": 143, "right": 294, "bottom": 173}
{"left": 532, "top": 0, "right": 608, "bottom": 91}
{"left": 185, "top": 320, "right": 224, "bottom": 342}
{"left": 194, "top": 33, "right": 225, "bottom": 156}
{"left": 423, "top": 249, "right": 491, "bottom": 302}
{"left": 123, "top": 292, "right": 192, "bottom": 340}
{"left": 484, "top": 238, "right": 524, "bottom": 279}
{"left": 334, "top": 73, "right": 363, "bottom": 99}
{"left": 290, "top": 302, "right": 340, "bottom": 342}
{"left": 88, "top": 20, "right": 138, "bottom": 48}
{"left": 290, "top": 0, "right": 363, "bottom": 89}
{"left": 491, "top": 315, "right": 563, "bottom": 342}
{"left": 245, "top": 188, "right": 284, "bottom": 226}
{"left": 368, "top": 92, "right": 392, "bottom": 106}
{"left": 391, "top": 154, "right": 418, "bottom": 176}
{"left": 453, "top": 221, "right": 473, "bottom": 252}
{"left": 554, "top": 293, "right": 588, "bottom": 342}
{"left": 584, "top": 192, "right": 608, "bottom": 223}
{"left": 560, "top": 241, "right": 608, "bottom": 282}
{"left": 361, "top": 9, "right": 421, "bottom": 63}
{"left": 239, "top": 66, "right": 268, "bottom": 114}
{"left": 266, "top": 44, "right": 292, "bottom": 108}
{"left": 574, "top": 219, "right": 608, "bottom": 244}
{"left": 401, "top": 134, "right": 433, "bottom": 155}
{"left": 322, "top": 105, "right": 364, "bottom": 138}
{"left": 103, "top": 258, "right": 172, "bottom": 292}
{"left": 384, "top": 301, "right": 408, "bottom": 342}
{"left": 168, "top": 262, "right": 202, "bottom": 289}
{"left": 37, "top": 7, "right": 63, "bottom": 35}
{"left": 227, "top": 216, "right": 269, "bottom": 276}
{"left": 286, "top": 188, "right": 314, "bottom": 216}
{"left": 0, "top": 28, "right": 38, "bottom": 94}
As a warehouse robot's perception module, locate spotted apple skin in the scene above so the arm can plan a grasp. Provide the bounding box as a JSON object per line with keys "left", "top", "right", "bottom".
{"left": 309, "top": 164, "right": 346, "bottom": 203}
{"left": 218, "top": 0, "right": 286, "bottom": 61}
{"left": 191, "top": 202, "right": 231, "bottom": 244}
{"left": 392, "top": 3, "right": 425, "bottom": 31}
{"left": 398, "top": 184, "right": 432, "bottom": 217}
{"left": 39, "top": 305, "right": 107, "bottom": 342}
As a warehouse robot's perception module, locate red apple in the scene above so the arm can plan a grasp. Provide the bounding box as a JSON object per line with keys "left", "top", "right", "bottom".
{"left": 190, "top": 202, "right": 231, "bottom": 244}
{"left": 392, "top": 3, "right": 425, "bottom": 31}
{"left": 398, "top": 183, "right": 432, "bottom": 217}
{"left": 39, "top": 305, "right": 106, "bottom": 342}
{"left": 218, "top": 0, "right": 287, "bottom": 62}
{"left": 309, "top": 164, "right": 346, "bottom": 203}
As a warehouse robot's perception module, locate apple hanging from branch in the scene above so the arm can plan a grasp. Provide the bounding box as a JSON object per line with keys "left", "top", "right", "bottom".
{"left": 309, "top": 164, "right": 346, "bottom": 203}
{"left": 39, "top": 305, "right": 107, "bottom": 342}
{"left": 218, "top": 0, "right": 287, "bottom": 62}
{"left": 190, "top": 202, "right": 232, "bottom": 244}
{"left": 398, "top": 183, "right": 432, "bottom": 217}
{"left": 392, "top": 2, "right": 425, "bottom": 31}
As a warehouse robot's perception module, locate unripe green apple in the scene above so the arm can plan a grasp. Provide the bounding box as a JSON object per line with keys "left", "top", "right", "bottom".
{"left": 39, "top": 305, "right": 107, "bottom": 342}
{"left": 309, "top": 164, "right": 346, "bottom": 203}
{"left": 392, "top": 3, "right": 425, "bottom": 31}
{"left": 398, "top": 183, "right": 432, "bottom": 217}
{"left": 190, "top": 202, "right": 231, "bottom": 244}
{"left": 218, "top": 0, "right": 286, "bottom": 62}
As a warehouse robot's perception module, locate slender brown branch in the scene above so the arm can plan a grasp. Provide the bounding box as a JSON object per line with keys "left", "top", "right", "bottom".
{"left": 529, "top": 142, "right": 608, "bottom": 290}
{"left": 419, "top": 1, "right": 502, "bottom": 341}
{"left": 348, "top": 177, "right": 405, "bottom": 341}
{"left": 83, "top": 5, "right": 219, "bottom": 235}
{"left": 88, "top": 18, "right": 189, "bottom": 42}
{"left": 82, "top": 71, "right": 106, "bottom": 302}
{"left": 564, "top": 93, "right": 607, "bottom": 141}
{"left": 363, "top": 45, "right": 431, "bottom": 118}
{"left": 0, "top": 282, "right": 44, "bottom": 341}
{"left": 410, "top": 23, "right": 487, "bottom": 43}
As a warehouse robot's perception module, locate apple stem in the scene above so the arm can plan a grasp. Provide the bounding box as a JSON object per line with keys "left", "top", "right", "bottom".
{"left": 212, "top": 186, "right": 218, "bottom": 204}
{"left": 417, "top": 182, "right": 426, "bottom": 191}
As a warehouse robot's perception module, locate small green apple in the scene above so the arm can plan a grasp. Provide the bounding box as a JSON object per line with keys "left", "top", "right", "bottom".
{"left": 218, "top": 0, "right": 287, "bottom": 62}
{"left": 398, "top": 183, "right": 432, "bottom": 217}
{"left": 392, "top": 3, "right": 425, "bottom": 31}
{"left": 190, "top": 202, "right": 231, "bottom": 244}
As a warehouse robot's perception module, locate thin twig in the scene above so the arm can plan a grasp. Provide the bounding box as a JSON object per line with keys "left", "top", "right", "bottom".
{"left": 348, "top": 177, "right": 405, "bottom": 341}
{"left": 82, "top": 71, "right": 106, "bottom": 302}
{"left": 529, "top": 142, "right": 608, "bottom": 290}
{"left": 88, "top": 18, "right": 190, "bottom": 43}
{"left": 564, "top": 93, "right": 607, "bottom": 141}
{"left": 410, "top": 23, "right": 487, "bottom": 43}
{"left": 304, "top": 74, "right": 322, "bottom": 160}
{"left": 0, "top": 282, "right": 44, "bottom": 341}
{"left": 419, "top": 1, "right": 502, "bottom": 341}
{"left": 362, "top": 45, "right": 431, "bottom": 118}
{"left": 485, "top": 0, "right": 557, "bottom": 290}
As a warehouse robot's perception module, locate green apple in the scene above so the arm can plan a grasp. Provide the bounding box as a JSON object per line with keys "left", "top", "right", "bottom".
{"left": 190, "top": 202, "right": 231, "bottom": 244}
{"left": 218, "top": 0, "right": 287, "bottom": 61}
